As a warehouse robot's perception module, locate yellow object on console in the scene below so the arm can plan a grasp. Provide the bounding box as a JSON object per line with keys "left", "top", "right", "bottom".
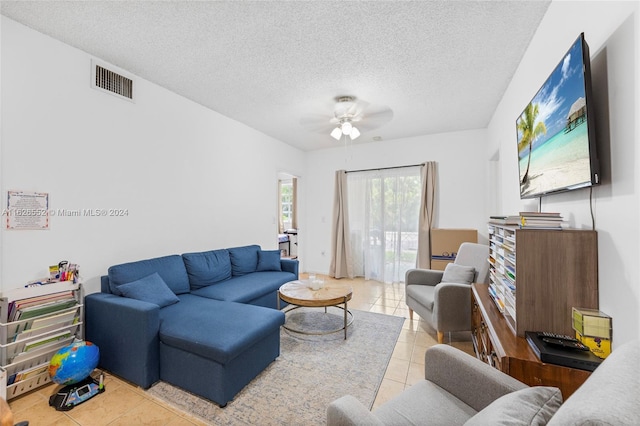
{"left": 572, "top": 307, "right": 612, "bottom": 339}
{"left": 576, "top": 331, "right": 611, "bottom": 359}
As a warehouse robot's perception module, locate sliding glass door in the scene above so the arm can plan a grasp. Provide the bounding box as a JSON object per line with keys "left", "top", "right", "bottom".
{"left": 347, "top": 167, "right": 420, "bottom": 283}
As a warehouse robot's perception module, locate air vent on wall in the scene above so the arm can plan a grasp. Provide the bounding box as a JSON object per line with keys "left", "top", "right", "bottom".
{"left": 90, "top": 59, "right": 135, "bottom": 102}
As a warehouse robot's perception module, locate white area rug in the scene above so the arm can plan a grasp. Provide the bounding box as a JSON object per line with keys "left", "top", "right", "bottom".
{"left": 146, "top": 308, "right": 404, "bottom": 425}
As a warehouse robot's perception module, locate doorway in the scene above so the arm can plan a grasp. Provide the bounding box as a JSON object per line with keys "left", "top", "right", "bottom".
{"left": 278, "top": 173, "right": 298, "bottom": 259}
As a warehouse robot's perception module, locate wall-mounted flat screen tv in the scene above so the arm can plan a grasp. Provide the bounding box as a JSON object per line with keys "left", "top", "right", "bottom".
{"left": 517, "top": 33, "right": 599, "bottom": 199}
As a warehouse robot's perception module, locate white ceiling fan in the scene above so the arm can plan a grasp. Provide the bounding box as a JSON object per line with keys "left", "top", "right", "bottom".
{"left": 301, "top": 96, "right": 394, "bottom": 141}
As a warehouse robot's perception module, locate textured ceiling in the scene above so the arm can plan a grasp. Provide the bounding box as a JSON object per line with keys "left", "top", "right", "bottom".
{"left": 1, "top": 1, "right": 550, "bottom": 151}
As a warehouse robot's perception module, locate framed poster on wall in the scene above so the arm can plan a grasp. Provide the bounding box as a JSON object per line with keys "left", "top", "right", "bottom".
{"left": 5, "top": 191, "right": 49, "bottom": 230}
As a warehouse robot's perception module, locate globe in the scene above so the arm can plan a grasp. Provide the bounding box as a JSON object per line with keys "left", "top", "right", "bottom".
{"left": 49, "top": 341, "right": 99, "bottom": 386}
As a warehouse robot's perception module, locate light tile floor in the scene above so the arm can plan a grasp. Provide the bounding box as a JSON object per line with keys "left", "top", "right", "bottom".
{"left": 9, "top": 276, "right": 474, "bottom": 425}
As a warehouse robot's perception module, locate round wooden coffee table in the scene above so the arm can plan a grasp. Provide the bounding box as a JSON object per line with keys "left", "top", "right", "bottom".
{"left": 278, "top": 280, "right": 353, "bottom": 339}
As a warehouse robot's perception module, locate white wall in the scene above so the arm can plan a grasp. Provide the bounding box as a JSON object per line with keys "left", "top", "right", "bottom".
{"left": 303, "top": 129, "right": 489, "bottom": 275}
{"left": 487, "top": 1, "right": 640, "bottom": 346}
{"left": 0, "top": 17, "right": 306, "bottom": 294}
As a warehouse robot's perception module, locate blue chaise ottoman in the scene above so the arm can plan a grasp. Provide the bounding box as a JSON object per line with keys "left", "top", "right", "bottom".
{"left": 158, "top": 294, "right": 284, "bottom": 406}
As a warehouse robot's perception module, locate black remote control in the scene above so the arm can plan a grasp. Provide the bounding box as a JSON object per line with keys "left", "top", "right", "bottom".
{"left": 542, "top": 337, "right": 590, "bottom": 351}
{"left": 537, "top": 331, "right": 579, "bottom": 343}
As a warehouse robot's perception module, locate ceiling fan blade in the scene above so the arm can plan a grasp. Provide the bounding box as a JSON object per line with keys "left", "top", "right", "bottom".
{"left": 350, "top": 99, "right": 369, "bottom": 118}
{"left": 299, "top": 113, "right": 335, "bottom": 133}
{"left": 356, "top": 108, "right": 394, "bottom": 132}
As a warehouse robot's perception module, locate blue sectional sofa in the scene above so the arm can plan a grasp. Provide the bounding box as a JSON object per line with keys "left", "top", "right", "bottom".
{"left": 85, "top": 245, "right": 298, "bottom": 406}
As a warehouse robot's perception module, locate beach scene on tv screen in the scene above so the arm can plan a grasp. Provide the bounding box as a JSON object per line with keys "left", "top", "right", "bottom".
{"left": 517, "top": 37, "right": 592, "bottom": 198}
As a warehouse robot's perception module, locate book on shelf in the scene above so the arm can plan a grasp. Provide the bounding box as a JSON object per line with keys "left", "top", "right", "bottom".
{"left": 501, "top": 277, "right": 515, "bottom": 292}
{"left": 9, "top": 289, "right": 73, "bottom": 308}
{"left": 7, "top": 362, "right": 49, "bottom": 386}
{"left": 503, "top": 289, "right": 516, "bottom": 306}
{"left": 520, "top": 220, "right": 563, "bottom": 226}
{"left": 8, "top": 290, "right": 75, "bottom": 322}
{"left": 12, "top": 309, "right": 78, "bottom": 342}
{"left": 519, "top": 212, "right": 565, "bottom": 229}
{"left": 520, "top": 223, "right": 564, "bottom": 230}
{"left": 13, "top": 297, "right": 77, "bottom": 322}
{"left": 6, "top": 331, "right": 77, "bottom": 366}
{"left": 9, "top": 338, "right": 73, "bottom": 365}
{"left": 23, "top": 330, "right": 73, "bottom": 353}
{"left": 504, "top": 266, "right": 516, "bottom": 282}
{"left": 520, "top": 219, "right": 565, "bottom": 229}
{"left": 520, "top": 216, "right": 564, "bottom": 222}
{"left": 519, "top": 211, "right": 562, "bottom": 218}
{"left": 28, "top": 308, "right": 77, "bottom": 329}
{"left": 489, "top": 215, "right": 521, "bottom": 226}
{"left": 488, "top": 284, "right": 505, "bottom": 313}
{"left": 505, "top": 304, "right": 516, "bottom": 320}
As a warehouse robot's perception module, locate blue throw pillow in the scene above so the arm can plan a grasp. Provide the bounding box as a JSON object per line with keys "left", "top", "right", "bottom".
{"left": 108, "top": 255, "right": 190, "bottom": 295}
{"left": 118, "top": 272, "right": 180, "bottom": 308}
{"left": 182, "top": 249, "right": 232, "bottom": 289}
{"left": 256, "top": 250, "right": 282, "bottom": 272}
{"left": 228, "top": 245, "right": 260, "bottom": 276}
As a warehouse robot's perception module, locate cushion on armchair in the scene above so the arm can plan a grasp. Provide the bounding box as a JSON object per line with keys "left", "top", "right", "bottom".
{"left": 464, "top": 386, "right": 562, "bottom": 426}
{"left": 441, "top": 263, "right": 476, "bottom": 284}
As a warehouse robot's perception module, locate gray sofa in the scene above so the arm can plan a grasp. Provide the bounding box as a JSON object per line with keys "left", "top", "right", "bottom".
{"left": 327, "top": 340, "right": 640, "bottom": 425}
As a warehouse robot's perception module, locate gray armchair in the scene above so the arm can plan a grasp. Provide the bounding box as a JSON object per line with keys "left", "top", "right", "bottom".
{"left": 328, "top": 340, "right": 640, "bottom": 425}
{"left": 405, "top": 242, "right": 489, "bottom": 343}
{"left": 327, "top": 344, "right": 529, "bottom": 425}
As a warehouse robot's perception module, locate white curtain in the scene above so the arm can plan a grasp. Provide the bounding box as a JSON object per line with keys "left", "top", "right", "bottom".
{"left": 347, "top": 166, "right": 421, "bottom": 283}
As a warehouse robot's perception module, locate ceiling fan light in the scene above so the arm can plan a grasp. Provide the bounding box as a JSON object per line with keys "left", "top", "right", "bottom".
{"left": 350, "top": 126, "right": 361, "bottom": 140}
{"left": 341, "top": 121, "right": 353, "bottom": 135}
{"left": 330, "top": 127, "right": 342, "bottom": 140}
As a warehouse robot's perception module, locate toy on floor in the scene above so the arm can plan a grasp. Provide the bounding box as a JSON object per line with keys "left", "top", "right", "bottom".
{"left": 48, "top": 340, "right": 104, "bottom": 411}
{"left": 49, "top": 373, "right": 105, "bottom": 411}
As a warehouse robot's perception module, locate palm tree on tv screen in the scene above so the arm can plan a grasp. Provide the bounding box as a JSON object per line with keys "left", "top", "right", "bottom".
{"left": 517, "top": 102, "right": 547, "bottom": 184}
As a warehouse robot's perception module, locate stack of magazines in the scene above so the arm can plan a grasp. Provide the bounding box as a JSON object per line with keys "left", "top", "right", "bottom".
{"left": 489, "top": 215, "right": 521, "bottom": 226}
{"left": 519, "top": 212, "right": 564, "bottom": 229}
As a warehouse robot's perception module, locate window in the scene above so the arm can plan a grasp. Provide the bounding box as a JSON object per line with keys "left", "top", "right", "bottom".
{"left": 280, "top": 180, "right": 293, "bottom": 230}
{"left": 278, "top": 178, "right": 297, "bottom": 232}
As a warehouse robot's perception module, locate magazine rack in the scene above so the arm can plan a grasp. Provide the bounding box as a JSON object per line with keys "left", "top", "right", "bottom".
{"left": 0, "top": 281, "right": 83, "bottom": 401}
